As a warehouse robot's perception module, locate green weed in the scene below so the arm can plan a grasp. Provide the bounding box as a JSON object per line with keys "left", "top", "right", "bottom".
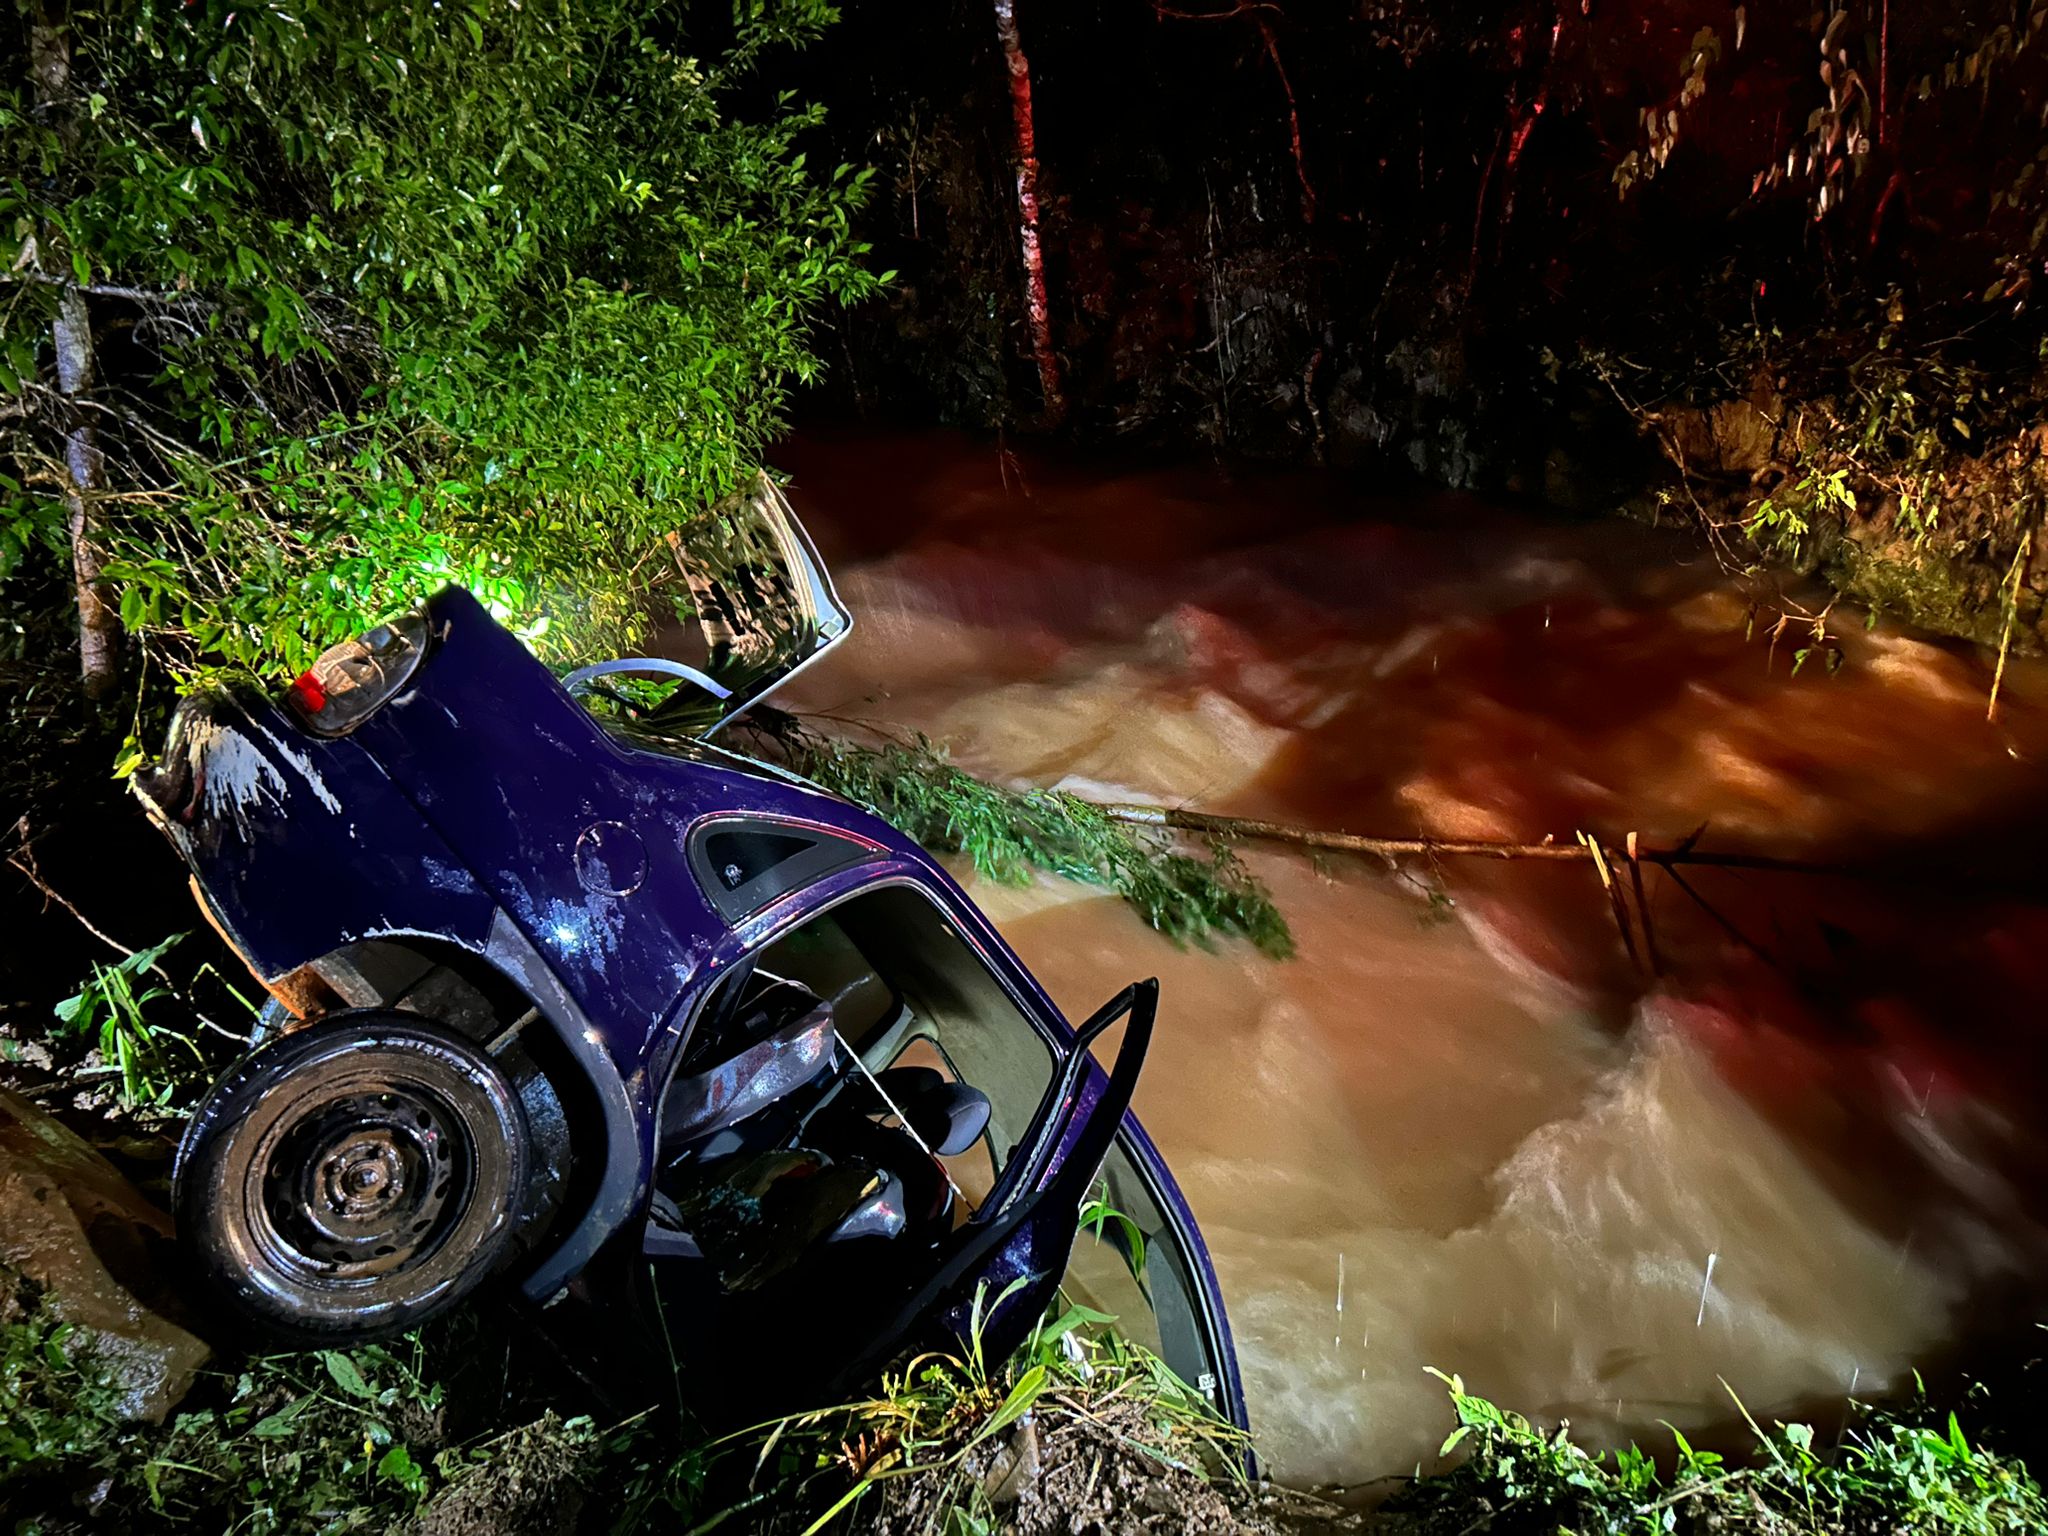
{"left": 646, "top": 1282, "right": 1249, "bottom": 1536}
{"left": 48, "top": 933, "right": 208, "bottom": 1112}
{"left": 1389, "top": 1369, "right": 2048, "bottom": 1536}
{"left": 0, "top": 1275, "right": 593, "bottom": 1534}
{"left": 0, "top": 1285, "right": 130, "bottom": 1488}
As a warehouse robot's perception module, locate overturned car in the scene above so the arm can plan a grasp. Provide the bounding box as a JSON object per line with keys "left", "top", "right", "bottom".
{"left": 136, "top": 478, "right": 1246, "bottom": 1427}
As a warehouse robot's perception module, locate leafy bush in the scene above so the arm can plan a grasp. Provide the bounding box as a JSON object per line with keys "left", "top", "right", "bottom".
{"left": 1, "top": 0, "right": 880, "bottom": 710}
{"left": 0, "top": 1279, "right": 565, "bottom": 1534}
{"left": 0, "top": 1284, "right": 129, "bottom": 1492}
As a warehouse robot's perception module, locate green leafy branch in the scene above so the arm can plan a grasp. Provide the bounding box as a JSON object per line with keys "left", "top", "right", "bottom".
{"left": 738, "top": 714, "right": 1294, "bottom": 958}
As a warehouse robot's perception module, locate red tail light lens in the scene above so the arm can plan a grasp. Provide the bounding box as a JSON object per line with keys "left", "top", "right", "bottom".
{"left": 283, "top": 611, "right": 430, "bottom": 737}
{"left": 287, "top": 670, "right": 328, "bottom": 715}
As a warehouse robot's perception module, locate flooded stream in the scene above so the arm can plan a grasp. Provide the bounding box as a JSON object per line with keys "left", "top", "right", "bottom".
{"left": 773, "top": 427, "right": 2048, "bottom": 1488}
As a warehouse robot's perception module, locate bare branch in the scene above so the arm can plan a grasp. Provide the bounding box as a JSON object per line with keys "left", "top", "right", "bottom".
{"left": 0, "top": 270, "right": 211, "bottom": 310}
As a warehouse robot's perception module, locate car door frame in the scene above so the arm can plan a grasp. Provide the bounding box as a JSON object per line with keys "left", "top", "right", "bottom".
{"left": 647, "top": 853, "right": 1250, "bottom": 1436}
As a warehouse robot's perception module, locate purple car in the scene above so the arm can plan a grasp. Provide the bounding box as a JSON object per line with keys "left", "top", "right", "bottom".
{"left": 136, "top": 477, "right": 1247, "bottom": 1428}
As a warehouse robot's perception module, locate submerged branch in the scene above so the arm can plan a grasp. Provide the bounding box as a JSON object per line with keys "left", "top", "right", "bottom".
{"left": 1090, "top": 803, "right": 1866, "bottom": 876}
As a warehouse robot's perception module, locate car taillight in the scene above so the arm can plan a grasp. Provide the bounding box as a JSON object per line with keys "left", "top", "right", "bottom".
{"left": 286, "top": 671, "right": 328, "bottom": 714}
{"left": 283, "top": 611, "right": 430, "bottom": 737}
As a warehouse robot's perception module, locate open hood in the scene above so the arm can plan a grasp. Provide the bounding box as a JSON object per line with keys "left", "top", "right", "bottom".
{"left": 564, "top": 472, "right": 851, "bottom": 737}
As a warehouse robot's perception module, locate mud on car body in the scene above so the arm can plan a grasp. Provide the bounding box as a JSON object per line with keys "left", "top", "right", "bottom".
{"left": 137, "top": 477, "right": 1247, "bottom": 1427}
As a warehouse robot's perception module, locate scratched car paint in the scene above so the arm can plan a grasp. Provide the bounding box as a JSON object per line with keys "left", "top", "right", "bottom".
{"left": 139, "top": 475, "right": 1247, "bottom": 1426}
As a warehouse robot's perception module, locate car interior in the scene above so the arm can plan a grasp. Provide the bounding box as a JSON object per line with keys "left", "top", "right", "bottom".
{"left": 644, "top": 886, "right": 1061, "bottom": 1316}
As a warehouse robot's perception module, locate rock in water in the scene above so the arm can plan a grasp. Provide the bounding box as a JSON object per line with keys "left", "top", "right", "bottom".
{"left": 0, "top": 1085, "right": 208, "bottom": 1421}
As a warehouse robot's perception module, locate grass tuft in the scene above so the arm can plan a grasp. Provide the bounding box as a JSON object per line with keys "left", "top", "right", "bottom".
{"left": 628, "top": 1286, "right": 1252, "bottom": 1535}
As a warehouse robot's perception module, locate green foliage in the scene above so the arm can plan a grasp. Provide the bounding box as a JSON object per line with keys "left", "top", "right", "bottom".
{"left": 740, "top": 716, "right": 1294, "bottom": 957}
{"left": 1746, "top": 468, "right": 1854, "bottom": 563}
{"left": 0, "top": 1279, "right": 576, "bottom": 1533}
{"left": 1590, "top": 272, "right": 2048, "bottom": 657}
{"left": 1, "top": 0, "right": 879, "bottom": 693}
{"left": 1390, "top": 1370, "right": 2048, "bottom": 1536}
{"left": 48, "top": 931, "right": 208, "bottom": 1110}
{"left": 0, "top": 1284, "right": 130, "bottom": 1487}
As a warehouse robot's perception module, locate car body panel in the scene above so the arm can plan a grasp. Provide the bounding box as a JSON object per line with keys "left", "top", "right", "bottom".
{"left": 139, "top": 582, "right": 1248, "bottom": 1435}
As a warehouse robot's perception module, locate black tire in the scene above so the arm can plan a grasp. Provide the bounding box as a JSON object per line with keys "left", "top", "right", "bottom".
{"left": 174, "top": 1011, "right": 530, "bottom": 1347}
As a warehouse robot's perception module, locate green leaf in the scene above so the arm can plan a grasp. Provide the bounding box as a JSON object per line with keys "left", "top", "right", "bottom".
{"left": 251, "top": 1397, "right": 311, "bottom": 1437}
{"left": 1036, "top": 1304, "right": 1118, "bottom": 1354}
{"left": 321, "top": 1350, "right": 376, "bottom": 1399}
{"left": 125, "top": 933, "right": 185, "bottom": 977}
{"left": 376, "top": 1443, "right": 428, "bottom": 1495}
{"left": 977, "top": 1364, "right": 1047, "bottom": 1443}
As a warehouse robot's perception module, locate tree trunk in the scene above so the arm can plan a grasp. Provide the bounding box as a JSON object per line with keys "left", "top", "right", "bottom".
{"left": 1252, "top": 15, "right": 1315, "bottom": 224}
{"left": 52, "top": 290, "right": 116, "bottom": 699}
{"left": 31, "top": 3, "right": 118, "bottom": 700}
{"left": 992, "top": 0, "right": 1065, "bottom": 427}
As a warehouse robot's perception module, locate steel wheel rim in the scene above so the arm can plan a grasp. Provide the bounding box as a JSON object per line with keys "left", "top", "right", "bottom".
{"left": 246, "top": 1073, "right": 478, "bottom": 1287}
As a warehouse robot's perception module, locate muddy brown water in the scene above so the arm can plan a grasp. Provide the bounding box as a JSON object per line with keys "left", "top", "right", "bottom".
{"left": 765, "top": 427, "right": 2048, "bottom": 1488}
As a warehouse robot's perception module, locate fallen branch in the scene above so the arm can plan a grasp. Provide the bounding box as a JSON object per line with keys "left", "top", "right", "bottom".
{"left": 1091, "top": 804, "right": 1868, "bottom": 878}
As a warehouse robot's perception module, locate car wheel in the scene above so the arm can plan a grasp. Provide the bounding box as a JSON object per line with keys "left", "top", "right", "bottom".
{"left": 174, "top": 1011, "right": 530, "bottom": 1347}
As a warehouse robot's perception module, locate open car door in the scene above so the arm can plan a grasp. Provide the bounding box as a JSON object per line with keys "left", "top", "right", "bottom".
{"left": 825, "top": 981, "right": 1250, "bottom": 1437}
{"left": 630, "top": 955, "right": 1247, "bottom": 1442}
{"left": 563, "top": 472, "right": 851, "bottom": 737}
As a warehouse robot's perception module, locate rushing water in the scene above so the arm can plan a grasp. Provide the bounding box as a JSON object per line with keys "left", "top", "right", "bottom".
{"left": 771, "top": 427, "right": 2048, "bottom": 1488}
